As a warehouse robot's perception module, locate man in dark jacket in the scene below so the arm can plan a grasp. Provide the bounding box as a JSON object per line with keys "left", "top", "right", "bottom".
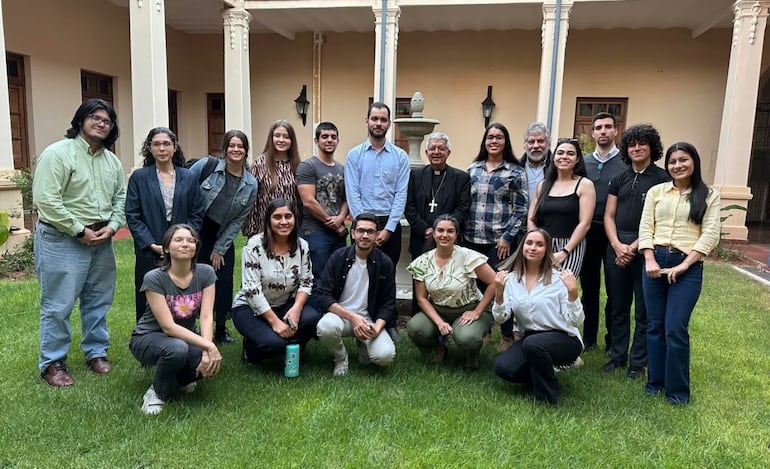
{"left": 315, "top": 213, "right": 397, "bottom": 376}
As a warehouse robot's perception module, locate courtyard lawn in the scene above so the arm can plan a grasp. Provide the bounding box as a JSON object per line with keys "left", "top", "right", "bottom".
{"left": 0, "top": 237, "right": 769, "bottom": 467}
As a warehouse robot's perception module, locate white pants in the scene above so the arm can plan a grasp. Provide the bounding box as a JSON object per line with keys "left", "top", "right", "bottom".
{"left": 316, "top": 313, "right": 395, "bottom": 366}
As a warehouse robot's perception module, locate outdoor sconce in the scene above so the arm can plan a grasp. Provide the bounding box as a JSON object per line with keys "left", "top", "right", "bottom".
{"left": 295, "top": 85, "right": 310, "bottom": 127}
{"left": 481, "top": 85, "right": 495, "bottom": 128}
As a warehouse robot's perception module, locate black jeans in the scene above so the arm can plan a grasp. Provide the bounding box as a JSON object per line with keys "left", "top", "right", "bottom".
{"left": 605, "top": 245, "right": 647, "bottom": 368}
{"left": 129, "top": 331, "right": 202, "bottom": 401}
{"left": 197, "top": 217, "right": 236, "bottom": 327}
{"left": 494, "top": 330, "right": 583, "bottom": 405}
{"left": 579, "top": 222, "right": 612, "bottom": 348}
{"left": 134, "top": 250, "right": 162, "bottom": 322}
{"left": 463, "top": 240, "right": 513, "bottom": 338}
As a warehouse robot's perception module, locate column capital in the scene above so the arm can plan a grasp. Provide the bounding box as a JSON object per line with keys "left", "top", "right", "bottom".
{"left": 542, "top": 0, "right": 574, "bottom": 19}
{"left": 372, "top": 4, "right": 400, "bottom": 21}
{"left": 223, "top": 8, "right": 252, "bottom": 51}
{"left": 731, "top": 0, "right": 770, "bottom": 47}
{"left": 133, "top": 0, "right": 165, "bottom": 11}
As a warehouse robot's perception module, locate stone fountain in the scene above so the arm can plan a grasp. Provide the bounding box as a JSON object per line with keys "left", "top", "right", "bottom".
{"left": 393, "top": 92, "right": 440, "bottom": 167}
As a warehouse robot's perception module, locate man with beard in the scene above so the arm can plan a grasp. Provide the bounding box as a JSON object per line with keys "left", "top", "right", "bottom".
{"left": 344, "top": 102, "right": 409, "bottom": 267}
{"left": 521, "top": 122, "right": 552, "bottom": 200}
{"left": 581, "top": 112, "right": 627, "bottom": 350}
{"left": 315, "top": 213, "right": 397, "bottom": 376}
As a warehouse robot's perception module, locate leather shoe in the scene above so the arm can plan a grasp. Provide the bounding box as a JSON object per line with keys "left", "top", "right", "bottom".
{"left": 87, "top": 357, "right": 112, "bottom": 374}
{"left": 214, "top": 326, "right": 235, "bottom": 345}
{"left": 627, "top": 367, "right": 645, "bottom": 380}
{"left": 602, "top": 360, "right": 625, "bottom": 373}
{"left": 42, "top": 361, "right": 74, "bottom": 387}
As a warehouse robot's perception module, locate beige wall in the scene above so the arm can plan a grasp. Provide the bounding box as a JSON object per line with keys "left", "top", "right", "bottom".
{"left": 1, "top": 1, "right": 749, "bottom": 186}
{"left": 561, "top": 28, "right": 731, "bottom": 182}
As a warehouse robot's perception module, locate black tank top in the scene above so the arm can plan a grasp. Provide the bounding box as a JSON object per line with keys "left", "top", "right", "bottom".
{"left": 537, "top": 177, "right": 583, "bottom": 238}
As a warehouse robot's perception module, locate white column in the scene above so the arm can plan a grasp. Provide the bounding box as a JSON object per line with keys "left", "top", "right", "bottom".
{"left": 372, "top": 2, "right": 400, "bottom": 132}
{"left": 129, "top": 0, "right": 170, "bottom": 169}
{"left": 0, "top": 0, "right": 14, "bottom": 173}
{"left": 536, "top": 0, "right": 573, "bottom": 143}
{"left": 312, "top": 32, "right": 324, "bottom": 130}
{"left": 223, "top": 7, "right": 252, "bottom": 144}
{"left": 713, "top": 0, "right": 770, "bottom": 240}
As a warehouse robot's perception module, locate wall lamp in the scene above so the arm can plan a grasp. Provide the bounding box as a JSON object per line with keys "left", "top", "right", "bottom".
{"left": 294, "top": 84, "right": 310, "bottom": 127}
{"left": 481, "top": 85, "right": 495, "bottom": 128}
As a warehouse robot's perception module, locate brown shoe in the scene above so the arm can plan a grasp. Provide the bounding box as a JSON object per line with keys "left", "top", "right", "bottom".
{"left": 87, "top": 357, "right": 112, "bottom": 374}
{"left": 432, "top": 344, "right": 448, "bottom": 364}
{"left": 42, "top": 361, "right": 74, "bottom": 387}
{"left": 498, "top": 336, "right": 514, "bottom": 353}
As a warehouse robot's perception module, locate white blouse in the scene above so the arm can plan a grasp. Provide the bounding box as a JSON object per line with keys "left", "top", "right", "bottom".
{"left": 492, "top": 270, "right": 584, "bottom": 345}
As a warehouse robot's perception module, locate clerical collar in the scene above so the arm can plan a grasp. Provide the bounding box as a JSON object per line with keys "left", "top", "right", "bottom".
{"left": 432, "top": 168, "right": 446, "bottom": 176}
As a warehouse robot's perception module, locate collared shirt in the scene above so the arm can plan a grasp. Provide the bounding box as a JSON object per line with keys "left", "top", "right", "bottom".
{"left": 344, "top": 140, "right": 410, "bottom": 232}
{"left": 638, "top": 182, "right": 721, "bottom": 255}
{"left": 525, "top": 159, "right": 545, "bottom": 201}
{"left": 32, "top": 136, "right": 126, "bottom": 236}
{"left": 232, "top": 234, "right": 314, "bottom": 314}
{"left": 491, "top": 270, "right": 583, "bottom": 345}
{"left": 465, "top": 160, "right": 528, "bottom": 244}
{"left": 607, "top": 164, "right": 670, "bottom": 235}
{"left": 586, "top": 145, "right": 626, "bottom": 223}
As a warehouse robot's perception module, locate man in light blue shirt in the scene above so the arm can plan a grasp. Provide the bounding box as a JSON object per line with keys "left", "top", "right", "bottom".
{"left": 344, "top": 102, "right": 410, "bottom": 267}
{"left": 521, "top": 122, "right": 551, "bottom": 201}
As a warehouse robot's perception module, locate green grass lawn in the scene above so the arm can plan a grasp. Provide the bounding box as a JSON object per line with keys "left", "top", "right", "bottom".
{"left": 1, "top": 238, "right": 769, "bottom": 467}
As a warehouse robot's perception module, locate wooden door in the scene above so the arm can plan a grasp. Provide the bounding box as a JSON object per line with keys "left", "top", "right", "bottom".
{"left": 207, "top": 93, "right": 225, "bottom": 156}
{"left": 7, "top": 53, "right": 29, "bottom": 170}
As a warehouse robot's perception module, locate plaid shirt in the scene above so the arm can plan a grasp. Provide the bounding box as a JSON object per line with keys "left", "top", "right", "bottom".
{"left": 464, "top": 160, "right": 528, "bottom": 244}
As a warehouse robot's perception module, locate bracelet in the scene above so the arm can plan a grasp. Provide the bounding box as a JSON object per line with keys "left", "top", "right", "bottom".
{"left": 561, "top": 248, "right": 570, "bottom": 255}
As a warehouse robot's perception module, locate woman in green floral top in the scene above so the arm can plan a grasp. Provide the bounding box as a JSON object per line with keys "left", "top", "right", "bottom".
{"left": 407, "top": 215, "right": 497, "bottom": 367}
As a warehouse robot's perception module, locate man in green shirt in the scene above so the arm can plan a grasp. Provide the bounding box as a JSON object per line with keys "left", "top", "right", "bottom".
{"left": 32, "top": 99, "right": 126, "bottom": 387}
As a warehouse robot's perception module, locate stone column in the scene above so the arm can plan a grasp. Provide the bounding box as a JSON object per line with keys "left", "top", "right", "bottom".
{"left": 223, "top": 7, "right": 252, "bottom": 145}
{"left": 129, "top": 0, "right": 170, "bottom": 169}
{"left": 372, "top": 2, "right": 400, "bottom": 131}
{"left": 312, "top": 31, "right": 324, "bottom": 130}
{"left": 536, "top": 0, "right": 573, "bottom": 143}
{"left": 714, "top": 0, "right": 770, "bottom": 240}
{"left": 0, "top": 0, "right": 27, "bottom": 243}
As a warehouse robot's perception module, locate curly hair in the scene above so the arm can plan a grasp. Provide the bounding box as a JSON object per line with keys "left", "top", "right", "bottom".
{"left": 619, "top": 124, "right": 663, "bottom": 165}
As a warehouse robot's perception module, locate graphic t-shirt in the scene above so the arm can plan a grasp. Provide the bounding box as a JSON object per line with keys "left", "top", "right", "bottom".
{"left": 133, "top": 264, "right": 217, "bottom": 335}
{"left": 296, "top": 156, "right": 345, "bottom": 231}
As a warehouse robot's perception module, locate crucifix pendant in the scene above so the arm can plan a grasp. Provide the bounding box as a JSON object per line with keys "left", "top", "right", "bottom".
{"left": 429, "top": 198, "right": 438, "bottom": 213}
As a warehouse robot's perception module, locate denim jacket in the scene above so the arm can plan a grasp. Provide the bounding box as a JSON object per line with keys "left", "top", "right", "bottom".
{"left": 190, "top": 157, "right": 257, "bottom": 254}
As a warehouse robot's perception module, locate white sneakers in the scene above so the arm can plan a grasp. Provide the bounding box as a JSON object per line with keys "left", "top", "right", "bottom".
{"left": 180, "top": 381, "right": 197, "bottom": 394}
{"left": 333, "top": 353, "right": 349, "bottom": 377}
{"left": 141, "top": 386, "right": 165, "bottom": 415}
{"left": 554, "top": 356, "right": 584, "bottom": 373}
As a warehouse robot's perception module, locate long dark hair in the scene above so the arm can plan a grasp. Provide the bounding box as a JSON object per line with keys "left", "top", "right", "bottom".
{"left": 159, "top": 224, "right": 200, "bottom": 272}
{"left": 261, "top": 120, "right": 300, "bottom": 190}
{"left": 65, "top": 98, "right": 119, "bottom": 148}
{"left": 532, "top": 138, "right": 587, "bottom": 224}
{"left": 665, "top": 142, "right": 709, "bottom": 224}
{"left": 498, "top": 228, "right": 556, "bottom": 286}
{"left": 140, "top": 127, "right": 185, "bottom": 167}
{"left": 473, "top": 122, "right": 521, "bottom": 166}
{"left": 223, "top": 129, "right": 250, "bottom": 162}
{"left": 262, "top": 198, "right": 299, "bottom": 255}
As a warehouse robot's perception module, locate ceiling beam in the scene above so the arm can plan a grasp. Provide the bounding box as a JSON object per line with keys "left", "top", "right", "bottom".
{"left": 691, "top": 1, "right": 732, "bottom": 38}
{"left": 251, "top": 16, "right": 297, "bottom": 40}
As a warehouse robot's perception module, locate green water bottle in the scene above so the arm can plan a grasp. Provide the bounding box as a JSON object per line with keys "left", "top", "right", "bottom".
{"left": 284, "top": 343, "right": 300, "bottom": 378}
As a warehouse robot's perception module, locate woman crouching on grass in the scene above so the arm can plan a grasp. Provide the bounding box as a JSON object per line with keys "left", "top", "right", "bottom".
{"left": 492, "top": 228, "right": 584, "bottom": 406}
{"left": 129, "top": 224, "right": 221, "bottom": 415}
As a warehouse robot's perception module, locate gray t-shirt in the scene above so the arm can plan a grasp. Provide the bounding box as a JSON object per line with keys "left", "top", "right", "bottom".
{"left": 133, "top": 264, "right": 217, "bottom": 335}
{"left": 296, "top": 156, "right": 345, "bottom": 231}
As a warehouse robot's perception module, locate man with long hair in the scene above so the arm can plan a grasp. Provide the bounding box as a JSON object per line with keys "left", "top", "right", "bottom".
{"left": 32, "top": 99, "right": 126, "bottom": 387}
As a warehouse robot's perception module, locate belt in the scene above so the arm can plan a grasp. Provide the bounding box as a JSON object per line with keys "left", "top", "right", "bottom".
{"left": 39, "top": 220, "right": 109, "bottom": 232}
{"left": 654, "top": 245, "right": 685, "bottom": 255}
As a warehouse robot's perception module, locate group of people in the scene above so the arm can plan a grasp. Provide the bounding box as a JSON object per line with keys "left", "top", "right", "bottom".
{"left": 31, "top": 99, "right": 720, "bottom": 413}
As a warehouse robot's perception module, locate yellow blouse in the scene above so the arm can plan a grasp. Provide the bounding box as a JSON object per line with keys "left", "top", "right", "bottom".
{"left": 638, "top": 182, "right": 721, "bottom": 255}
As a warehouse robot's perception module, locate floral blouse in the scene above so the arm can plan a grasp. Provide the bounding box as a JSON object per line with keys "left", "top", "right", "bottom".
{"left": 232, "top": 233, "right": 313, "bottom": 315}
{"left": 407, "top": 245, "right": 486, "bottom": 308}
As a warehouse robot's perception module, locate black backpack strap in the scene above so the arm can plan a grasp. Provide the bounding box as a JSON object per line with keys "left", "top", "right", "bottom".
{"left": 199, "top": 156, "right": 218, "bottom": 184}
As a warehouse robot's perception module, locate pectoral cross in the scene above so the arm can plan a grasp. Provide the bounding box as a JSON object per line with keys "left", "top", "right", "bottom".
{"left": 428, "top": 198, "right": 438, "bottom": 213}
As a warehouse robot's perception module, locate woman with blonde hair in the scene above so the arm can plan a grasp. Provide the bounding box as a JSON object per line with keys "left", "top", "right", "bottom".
{"left": 242, "top": 120, "right": 302, "bottom": 238}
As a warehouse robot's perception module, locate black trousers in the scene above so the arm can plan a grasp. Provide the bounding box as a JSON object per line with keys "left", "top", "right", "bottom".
{"left": 197, "top": 217, "right": 236, "bottom": 326}
{"left": 463, "top": 240, "right": 514, "bottom": 338}
{"left": 375, "top": 217, "right": 402, "bottom": 268}
{"left": 579, "top": 222, "right": 612, "bottom": 348}
{"left": 605, "top": 246, "right": 647, "bottom": 368}
{"left": 494, "top": 330, "right": 583, "bottom": 405}
{"left": 134, "top": 250, "right": 162, "bottom": 322}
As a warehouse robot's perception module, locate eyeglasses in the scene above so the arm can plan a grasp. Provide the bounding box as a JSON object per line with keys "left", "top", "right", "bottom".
{"left": 87, "top": 114, "right": 114, "bottom": 128}
{"left": 354, "top": 228, "right": 377, "bottom": 236}
{"left": 427, "top": 146, "right": 448, "bottom": 153}
{"left": 151, "top": 141, "right": 174, "bottom": 149}
{"left": 486, "top": 135, "right": 505, "bottom": 142}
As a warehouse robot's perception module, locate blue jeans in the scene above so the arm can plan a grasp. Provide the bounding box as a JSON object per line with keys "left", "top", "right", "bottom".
{"left": 35, "top": 222, "right": 116, "bottom": 372}
{"left": 642, "top": 248, "right": 703, "bottom": 404}
{"left": 300, "top": 227, "right": 347, "bottom": 281}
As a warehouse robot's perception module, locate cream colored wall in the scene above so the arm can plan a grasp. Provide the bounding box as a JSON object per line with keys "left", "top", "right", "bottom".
{"left": 3, "top": 0, "right": 133, "bottom": 172}
{"left": 560, "top": 28, "right": 731, "bottom": 182}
